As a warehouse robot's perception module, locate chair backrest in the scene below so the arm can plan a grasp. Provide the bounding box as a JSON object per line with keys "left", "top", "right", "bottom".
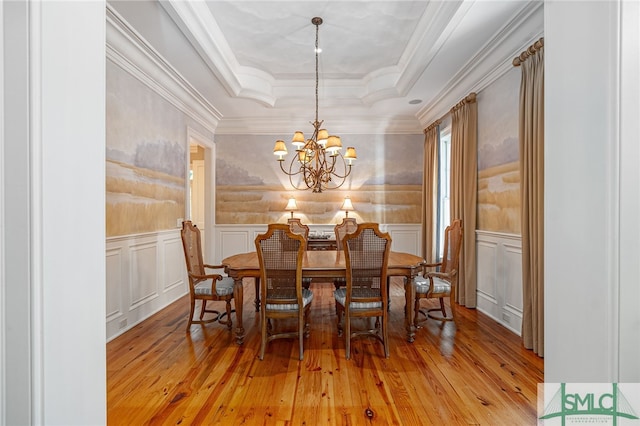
{"left": 181, "top": 220, "right": 205, "bottom": 278}
{"left": 288, "top": 218, "right": 309, "bottom": 249}
{"left": 255, "top": 223, "right": 306, "bottom": 305}
{"left": 343, "top": 223, "right": 392, "bottom": 304}
{"left": 334, "top": 218, "right": 358, "bottom": 251}
{"left": 441, "top": 219, "right": 463, "bottom": 274}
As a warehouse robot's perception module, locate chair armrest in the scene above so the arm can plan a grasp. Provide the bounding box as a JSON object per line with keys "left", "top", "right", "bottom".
{"left": 203, "top": 263, "right": 226, "bottom": 270}
{"left": 419, "top": 261, "right": 442, "bottom": 274}
{"left": 189, "top": 272, "right": 224, "bottom": 282}
{"left": 425, "top": 269, "right": 457, "bottom": 280}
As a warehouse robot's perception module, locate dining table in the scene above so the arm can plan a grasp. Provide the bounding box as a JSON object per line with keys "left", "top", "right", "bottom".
{"left": 221, "top": 249, "right": 424, "bottom": 345}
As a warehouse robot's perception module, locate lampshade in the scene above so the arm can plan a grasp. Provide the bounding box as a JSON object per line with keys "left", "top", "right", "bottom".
{"left": 317, "top": 129, "right": 329, "bottom": 146}
{"left": 285, "top": 197, "right": 298, "bottom": 218}
{"left": 325, "top": 135, "right": 342, "bottom": 154}
{"left": 344, "top": 146, "right": 357, "bottom": 165}
{"left": 273, "top": 140, "right": 287, "bottom": 160}
{"left": 292, "top": 131, "right": 306, "bottom": 148}
{"left": 341, "top": 196, "right": 354, "bottom": 217}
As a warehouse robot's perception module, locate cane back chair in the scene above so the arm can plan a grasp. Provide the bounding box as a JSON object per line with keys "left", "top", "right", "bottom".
{"left": 180, "top": 220, "right": 234, "bottom": 333}
{"left": 414, "top": 219, "right": 463, "bottom": 323}
{"left": 334, "top": 223, "right": 391, "bottom": 359}
{"left": 255, "top": 223, "right": 313, "bottom": 360}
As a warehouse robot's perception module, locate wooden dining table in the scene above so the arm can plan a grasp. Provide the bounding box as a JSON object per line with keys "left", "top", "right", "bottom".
{"left": 221, "top": 250, "right": 424, "bottom": 345}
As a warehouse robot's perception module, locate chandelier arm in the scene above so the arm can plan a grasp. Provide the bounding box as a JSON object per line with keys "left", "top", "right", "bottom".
{"left": 325, "top": 152, "right": 353, "bottom": 180}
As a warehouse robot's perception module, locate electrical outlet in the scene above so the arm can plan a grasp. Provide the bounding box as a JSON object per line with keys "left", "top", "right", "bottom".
{"left": 119, "top": 318, "right": 128, "bottom": 329}
{"left": 502, "top": 313, "right": 511, "bottom": 323}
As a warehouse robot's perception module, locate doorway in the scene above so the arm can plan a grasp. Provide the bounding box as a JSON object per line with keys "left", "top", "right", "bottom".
{"left": 190, "top": 144, "right": 206, "bottom": 254}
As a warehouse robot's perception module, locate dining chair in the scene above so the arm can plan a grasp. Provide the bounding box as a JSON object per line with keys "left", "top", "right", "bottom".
{"left": 334, "top": 223, "right": 391, "bottom": 359}
{"left": 413, "top": 219, "right": 463, "bottom": 323}
{"left": 255, "top": 223, "right": 313, "bottom": 360}
{"left": 180, "top": 220, "right": 235, "bottom": 333}
{"left": 288, "top": 218, "right": 312, "bottom": 288}
{"left": 334, "top": 217, "right": 358, "bottom": 252}
{"left": 287, "top": 218, "right": 310, "bottom": 249}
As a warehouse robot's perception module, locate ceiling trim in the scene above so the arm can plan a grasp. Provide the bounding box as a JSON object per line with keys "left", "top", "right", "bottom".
{"left": 160, "top": 1, "right": 277, "bottom": 107}
{"left": 106, "top": 4, "right": 221, "bottom": 133}
{"left": 417, "top": 1, "right": 544, "bottom": 127}
{"left": 214, "top": 115, "right": 423, "bottom": 136}
{"left": 161, "top": 0, "right": 478, "bottom": 110}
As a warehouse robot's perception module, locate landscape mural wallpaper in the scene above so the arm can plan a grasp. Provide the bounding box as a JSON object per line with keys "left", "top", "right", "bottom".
{"left": 215, "top": 134, "right": 423, "bottom": 225}
{"left": 106, "top": 61, "right": 190, "bottom": 237}
{"left": 477, "top": 67, "right": 521, "bottom": 234}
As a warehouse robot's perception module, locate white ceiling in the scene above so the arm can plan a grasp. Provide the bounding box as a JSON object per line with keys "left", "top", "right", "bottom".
{"left": 109, "top": 0, "right": 543, "bottom": 135}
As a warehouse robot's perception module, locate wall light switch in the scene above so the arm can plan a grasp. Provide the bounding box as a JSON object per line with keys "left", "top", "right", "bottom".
{"left": 177, "top": 218, "right": 183, "bottom": 228}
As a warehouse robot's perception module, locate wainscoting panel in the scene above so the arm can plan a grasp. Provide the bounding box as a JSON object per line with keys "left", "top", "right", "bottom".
{"left": 388, "top": 227, "right": 421, "bottom": 256}
{"left": 163, "top": 237, "right": 186, "bottom": 293}
{"left": 476, "top": 231, "right": 523, "bottom": 335}
{"left": 129, "top": 241, "right": 159, "bottom": 308}
{"left": 106, "top": 230, "right": 187, "bottom": 341}
{"left": 105, "top": 248, "right": 124, "bottom": 322}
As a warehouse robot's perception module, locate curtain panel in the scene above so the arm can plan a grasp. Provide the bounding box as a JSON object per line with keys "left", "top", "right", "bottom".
{"left": 422, "top": 122, "right": 440, "bottom": 262}
{"left": 450, "top": 93, "right": 478, "bottom": 308}
{"left": 516, "top": 39, "right": 544, "bottom": 357}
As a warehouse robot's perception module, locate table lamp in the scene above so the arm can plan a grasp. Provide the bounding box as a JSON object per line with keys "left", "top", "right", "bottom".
{"left": 341, "top": 196, "right": 354, "bottom": 218}
{"left": 285, "top": 197, "right": 298, "bottom": 218}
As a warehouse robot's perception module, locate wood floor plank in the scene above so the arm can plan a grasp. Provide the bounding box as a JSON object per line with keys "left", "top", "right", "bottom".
{"left": 108, "top": 279, "right": 543, "bottom": 425}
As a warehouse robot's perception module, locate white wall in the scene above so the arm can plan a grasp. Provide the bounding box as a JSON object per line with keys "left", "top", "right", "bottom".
{"left": 1, "top": 1, "right": 107, "bottom": 424}
{"left": 545, "top": 0, "right": 640, "bottom": 383}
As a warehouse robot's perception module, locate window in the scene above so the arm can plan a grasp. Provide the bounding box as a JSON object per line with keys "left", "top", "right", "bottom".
{"left": 436, "top": 129, "right": 451, "bottom": 260}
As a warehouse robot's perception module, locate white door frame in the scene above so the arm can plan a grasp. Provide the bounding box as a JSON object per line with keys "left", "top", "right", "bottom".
{"left": 187, "top": 127, "right": 215, "bottom": 262}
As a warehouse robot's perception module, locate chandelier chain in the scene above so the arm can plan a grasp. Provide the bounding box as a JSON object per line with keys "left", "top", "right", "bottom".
{"left": 272, "top": 16, "right": 356, "bottom": 193}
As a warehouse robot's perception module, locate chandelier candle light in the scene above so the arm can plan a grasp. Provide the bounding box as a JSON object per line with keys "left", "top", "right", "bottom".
{"left": 273, "top": 17, "right": 357, "bottom": 193}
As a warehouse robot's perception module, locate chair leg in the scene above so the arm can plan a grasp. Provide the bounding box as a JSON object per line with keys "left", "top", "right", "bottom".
{"left": 449, "top": 293, "right": 456, "bottom": 321}
{"left": 186, "top": 297, "right": 196, "bottom": 332}
{"left": 259, "top": 311, "right": 267, "bottom": 361}
{"left": 414, "top": 297, "right": 421, "bottom": 326}
{"left": 382, "top": 314, "right": 389, "bottom": 358}
{"left": 200, "top": 300, "right": 207, "bottom": 320}
{"left": 298, "top": 311, "right": 304, "bottom": 361}
{"left": 439, "top": 298, "right": 447, "bottom": 317}
{"left": 345, "top": 309, "right": 351, "bottom": 360}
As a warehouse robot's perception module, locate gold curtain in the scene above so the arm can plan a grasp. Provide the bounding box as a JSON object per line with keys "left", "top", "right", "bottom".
{"left": 422, "top": 121, "right": 440, "bottom": 262}
{"left": 515, "top": 38, "right": 544, "bottom": 357}
{"left": 450, "top": 93, "right": 477, "bottom": 308}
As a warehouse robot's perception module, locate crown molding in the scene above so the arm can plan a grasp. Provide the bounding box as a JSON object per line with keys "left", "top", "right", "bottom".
{"left": 160, "top": 0, "right": 469, "bottom": 109}
{"left": 106, "top": 4, "right": 221, "bottom": 134}
{"left": 214, "top": 115, "right": 423, "bottom": 136}
{"left": 417, "top": 1, "right": 544, "bottom": 126}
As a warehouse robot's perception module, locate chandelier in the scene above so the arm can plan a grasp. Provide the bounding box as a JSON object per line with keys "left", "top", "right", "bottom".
{"left": 273, "top": 17, "right": 357, "bottom": 193}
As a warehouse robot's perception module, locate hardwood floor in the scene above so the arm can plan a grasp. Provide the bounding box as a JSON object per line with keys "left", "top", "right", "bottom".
{"left": 107, "top": 278, "right": 543, "bottom": 425}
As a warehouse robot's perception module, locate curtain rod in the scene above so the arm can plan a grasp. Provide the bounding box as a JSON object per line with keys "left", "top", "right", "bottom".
{"left": 450, "top": 92, "right": 477, "bottom": 113}
{"left": 423, "top": 119, "right": 441, "bottom": 134}
{"left": 513, "top": 37, "right": 544, "bottom": 67}
{"left": 424, "top": 92, "right": 477, "bottom": 133}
